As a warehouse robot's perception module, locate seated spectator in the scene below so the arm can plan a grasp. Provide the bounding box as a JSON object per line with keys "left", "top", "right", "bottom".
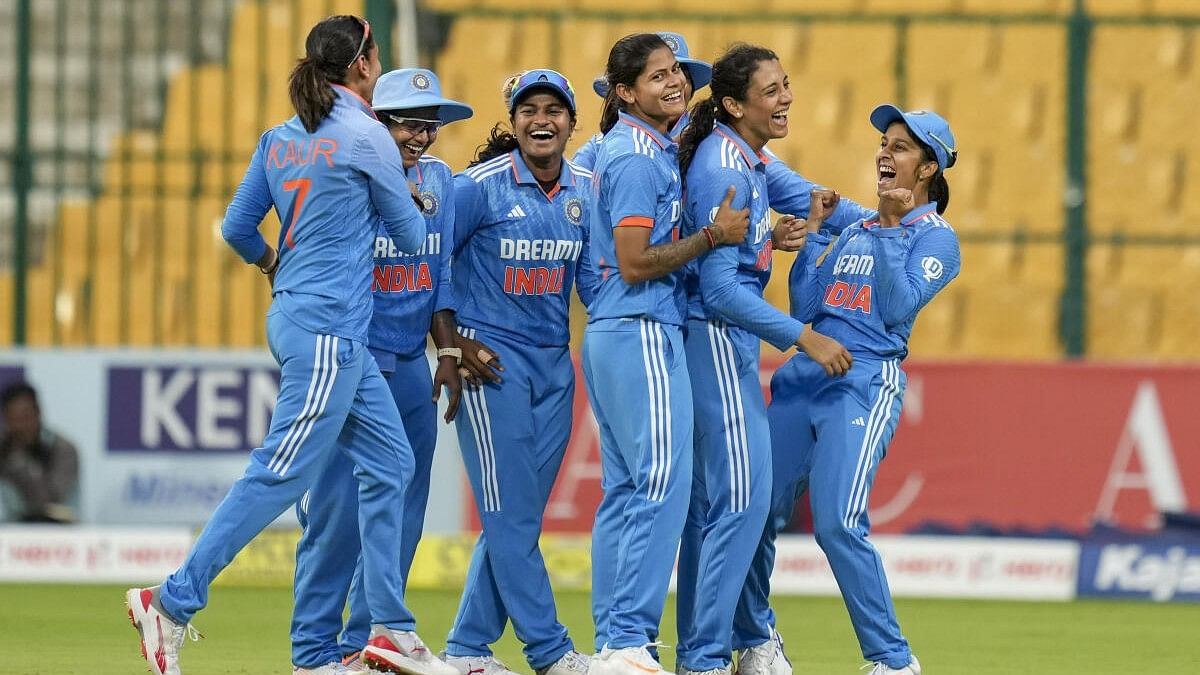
{"left": 0, "top": 382, "right": 79, "bottom": 523}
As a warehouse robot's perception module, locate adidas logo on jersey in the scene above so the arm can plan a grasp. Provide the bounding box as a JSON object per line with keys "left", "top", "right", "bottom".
{"left": 507, "top": 205, "right": 527, "bottom": 218}
{"left": 851, "top": 416, "right": 866, "bottom": 427}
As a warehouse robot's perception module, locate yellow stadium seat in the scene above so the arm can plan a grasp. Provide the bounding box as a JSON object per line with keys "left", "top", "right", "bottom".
{"left": 907, "top": 282, "right": 966, "bottom": 358}
{"left": 1154, "top": 0, "right": 1200, "bottom": 15}
{"left": 1115, "top": 246, "right": 1182, "bottom": 286}
{"left": 956, "top": 240, "right": 1017, "bottom": 290}
{"left": 858, "top": 0, "right": 959, "bottom": 11}
{"left": 1086, "top": 0, "right": 1153, "bottom": 14}
{"left": 959, "top": 283, "right": 1062, "bottom": 358}
{"left": 1087, "top": 285, "right": 1162, "bottom": 359}
{"left": 962, "top": 0, "right": 1069, "bottom": 12}
{"left": 763, "top": 0, "right": 860, "bottom": 11}
{"left": 1019, "top": 242, "right": 1065, "bottom": 290}
{"left": 0, "top": 275, "right": 12, "bottom": 345}
{"left": 908, "top": 24, "right": 1065, "bottom": 235}
{"left": 1156, "top": 286, "right": 1200, "bottom": 359}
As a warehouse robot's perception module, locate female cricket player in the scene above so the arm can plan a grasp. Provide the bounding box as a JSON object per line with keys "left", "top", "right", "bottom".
{"left": 743, "top": 105, "right": 961, "bottom": 675}
{"left": 288, "top": 67, "right": 473, "bottom": 675}
{"left": 583, "top": 33, "right": 749, "bottom": 675}
{"left": 672, "top": 43, "right": 853, "bottom": 675}
{"left": 440, "top": 68, "right": 593, "bottom": 675}
{"left": 572, "top": 31, "right": 711, "bottom": 171}
{"left": 125, "top": 16, "right": 446, "bottom": 675}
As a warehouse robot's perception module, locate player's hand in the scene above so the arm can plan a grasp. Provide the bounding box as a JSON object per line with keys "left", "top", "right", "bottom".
{"left": 455, "top": 333, "right": 504, "bottom": 385}
{"left": 878, "top": 187, "right": 915, "bottom": 227}
{"left": 805, "top": 189, "right": 839, "bottom": 234}
{"left": 432, "top": 356, "right": 462, "bottom": 422}
{"left": 710, "top": 186, "right": 750, "bottom": 246}
{"left": 797, "top": 328, "right": 853, "bottom": 377}
{"left": 772, "top": 215, "right": 807, "bottom": 252}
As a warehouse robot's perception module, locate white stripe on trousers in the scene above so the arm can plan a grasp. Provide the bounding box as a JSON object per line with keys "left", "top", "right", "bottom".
{"left": 269, "top": 334, "right": 339, "bottom": 476}
{"left": 639, "top": 319, "right": 672, "bottom": 502}
{"left": 460, "top": 327, "right": 501, "bottom": 511}
{"left": 707, "top": 320, "right": 751, "bottom": 513}
{"left": 842, "top": 359, "right": 902, "bottom": 530}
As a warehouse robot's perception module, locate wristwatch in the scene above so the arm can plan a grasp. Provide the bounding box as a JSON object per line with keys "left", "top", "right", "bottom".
{"left": 436, "top": 347, "right": 463, "bottom": 364}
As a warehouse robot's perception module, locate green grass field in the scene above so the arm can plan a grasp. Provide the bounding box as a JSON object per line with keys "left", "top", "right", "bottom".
{"left": 3, "top": 583, "right": 1197, "bottom": 674}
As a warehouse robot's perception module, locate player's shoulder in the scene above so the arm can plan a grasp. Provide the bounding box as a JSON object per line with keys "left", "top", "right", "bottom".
{"left": 418, "top": 154, "right": 454, "bottom": 180}
{"left": 460, "top": 154, "right": 511, "bottom": 184}
{"left": 912, "top": 210, "right": 956, "bottom": 235}
{"left": 564, "top": 158, "right": 593, "bottom": 182}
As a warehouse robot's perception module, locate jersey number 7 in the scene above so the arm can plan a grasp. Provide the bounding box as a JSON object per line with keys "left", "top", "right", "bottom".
{"left": 282, "top": 178, "right": 312, "bottom": 249}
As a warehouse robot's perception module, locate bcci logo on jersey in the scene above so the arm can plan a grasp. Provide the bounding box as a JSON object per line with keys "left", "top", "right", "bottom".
{"left": 420, "top": 191, "right": 439, "bottom": 216}
{"left": 564, "top": 197, "right": 584, "bottom": 225}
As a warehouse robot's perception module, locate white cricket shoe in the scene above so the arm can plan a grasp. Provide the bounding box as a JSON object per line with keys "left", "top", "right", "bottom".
{"left": 362, "top": 627, "right": 457, "bottom": 675}
{"left": 294, "top": 663, "right": 353, "bottom": 674}
{"left": 342, "top": 653, "right": 386, "bottom": 673}
{"left": 864, "top": 655, "right": 920, "bottom": 675}
{"left": 537, "top": 650, "right": 591, "bottom": 675}
{"left": 589, "top": 645, "right": 669, "bottom": 675}
{"left": 125, "top": 587, "right": 202, "bottom": 675}
{"left": 443, "top": 654, "right": 520, "bottom": 675}
{"left": 734, "top": 629, "right": 790, "bottom": 675}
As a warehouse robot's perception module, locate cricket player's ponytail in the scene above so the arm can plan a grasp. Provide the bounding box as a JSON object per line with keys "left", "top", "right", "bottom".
{"left": 289, "top": 15, "right": 374, "bottom": 133}
{"left": 917, "top": 141, "right": 951, "bottom": 215}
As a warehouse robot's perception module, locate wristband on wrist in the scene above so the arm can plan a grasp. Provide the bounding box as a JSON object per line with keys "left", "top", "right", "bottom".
{"left": 260, "top": 250, "right": 279, "bottom": 275}
{"left": 701, "top": 226, "right": 717, "bottom": 250}
{"left": 437, "top": 347, "right": 463, "bottom": 364}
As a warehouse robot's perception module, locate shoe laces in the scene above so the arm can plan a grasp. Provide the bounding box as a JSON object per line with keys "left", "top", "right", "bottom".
{"left": 558, "top": 650, "right": 590, "bottom": 672}
{"left": 166, "top": 621, "right": 204, "bottom": 650}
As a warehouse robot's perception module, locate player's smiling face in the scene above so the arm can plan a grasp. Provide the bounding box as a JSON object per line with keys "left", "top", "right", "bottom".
{"left": 728, "top": 58, "right": 791, "bottom": 149}
{"left": 385, "top": 105, "right": 440, "bottom": 170}
{"left": 618, "top": 46, "right": 687, "bottom": 131}
{"left": 513, "top": 92, "right": 575, "bottom": 163}
{"left": 876, "top": 121, "right": 936, "bottom": 196}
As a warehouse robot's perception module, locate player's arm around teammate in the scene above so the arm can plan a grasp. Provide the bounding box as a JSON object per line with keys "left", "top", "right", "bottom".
{"left": 582, "top": 34, "right": 749, "bottom": 675}
{"left": 670, "top": 45, "right": 852, "bottom": 675}
{"left": 439, "top": 69, "right": 592, "bottom": 675}
{"left": 745, "top": 106, "right": 961, "bottom": 675}
{"left": 125, "top": 17, "right": 450, "bottom": 675}
{"left": 288, "top": 67, "right": 473, "bottom": 673}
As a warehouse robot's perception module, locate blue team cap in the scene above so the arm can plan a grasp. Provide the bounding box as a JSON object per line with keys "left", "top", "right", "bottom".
{"left": 508, "top": 69, "right": 577, "bottom": 113}
{"left": 870, "top": 104, "right": 957, "bottom": 170}
{"left": 591, "top": 31, "right": 713, "bottom": 97}
{"left": 372, "top": 68, "right": 474, "bottom": 124}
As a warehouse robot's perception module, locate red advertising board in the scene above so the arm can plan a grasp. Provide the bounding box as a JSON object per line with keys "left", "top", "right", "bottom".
{"left": 469, "top": 358, "right": 1200, "bottom": 535}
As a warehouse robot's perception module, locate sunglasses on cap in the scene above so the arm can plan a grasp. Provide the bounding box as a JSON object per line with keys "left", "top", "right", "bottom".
{"left": 510, "top": 69, "right": 576, "bottom": 111}
{"left": 346, "top": 17, "right": 371, "bottom": 69}
{"left": 925, "top": 130, "right": 958, "bottom": 169}
{"left": 385, "top": 114, "right": 441, "bottom": 135}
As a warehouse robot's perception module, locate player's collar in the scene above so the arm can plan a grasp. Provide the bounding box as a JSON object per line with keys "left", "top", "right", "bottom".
{"left": 619, "top": 111, "right": 673, "bottom": 150}
{"left": 713, "top": 122, "right": 769, "bottom": 169}
{"left": 509, "top": 149, "right": 573, "bottom": 189}
{"left": 863, "top": 202, "right": 937, "bottom": 229}
{"left": 331, "top": 84, "right": 378, "bottom": 120}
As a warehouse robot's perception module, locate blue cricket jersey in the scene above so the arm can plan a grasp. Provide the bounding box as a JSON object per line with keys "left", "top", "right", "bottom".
{"left": 572, "top": 112, "right": 691, "bottom": 171}
{"left": 368, "top": 154, "right": 455, "bottom": 358}
{"left": 789, "top": 202, "right": 961, "bottom": 360}
{"left": 222, "top": 85, "right": 426, "bottom": 343}
{"left": 451, "top": 149, "right": 594, "bottom": 347}
{"left": 587, "top": 112, "right": 686, "bottom": 325}
{"left": 684, "top": 122, "right": 803, "bottom": 351}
